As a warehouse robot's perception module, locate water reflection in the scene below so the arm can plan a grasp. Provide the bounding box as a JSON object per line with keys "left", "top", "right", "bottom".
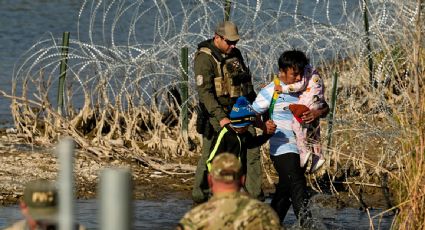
{"left": 0, "top": 196, "right": 394, "bottom": 230}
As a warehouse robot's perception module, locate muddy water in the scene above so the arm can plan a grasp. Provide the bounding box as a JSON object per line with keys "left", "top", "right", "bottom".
{"left": 0, "top": 196, "right": 394, "bottom": 229}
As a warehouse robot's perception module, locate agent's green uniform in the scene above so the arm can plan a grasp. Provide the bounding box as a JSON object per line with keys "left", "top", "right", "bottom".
{"left": 192, "top": 39, "right": 261, "bottom": 203}
{"left": 178, "top": 192, "right": 282, "bottom": 230}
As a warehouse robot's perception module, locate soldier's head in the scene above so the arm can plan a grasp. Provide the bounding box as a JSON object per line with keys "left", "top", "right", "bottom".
{"left": 229, "top": 96, "right": 256, "bottom": 133}
{"left": 213, "top": 21, "right": 240, "bottom": 54}
{"left": 20, "top": 179, "right": 58, "bottom": 229}
{"left": 208, "top": 153, "right": 245, "bottom": 193}
{"left": 278, "top": 50, "right": 309, "bottom": 85}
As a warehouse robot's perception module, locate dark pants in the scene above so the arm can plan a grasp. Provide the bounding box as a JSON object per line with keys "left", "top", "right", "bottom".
{"left": 191, "top": 126, "right": 262, "bottom": 203}
{"left": 270, "top": 153, "right": 311, "bottom": 224}
{"left": 191, "top": 135, "right": 213, "bottom": 203}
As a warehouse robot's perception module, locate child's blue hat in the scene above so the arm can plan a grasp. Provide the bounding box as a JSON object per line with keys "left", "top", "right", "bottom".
{"left": 229, "top": 96, "right": 256, "bottom": 128}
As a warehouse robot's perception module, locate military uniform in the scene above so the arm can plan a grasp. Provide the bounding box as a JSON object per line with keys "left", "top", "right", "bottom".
{"left": 192, "top": 23, "right": 262, "bottom": 203}
{"left": 179, "top": 192, "right": 281, "bottom": 230}
{"left": 181, "top": 154, "right": 281, "bottom": 230}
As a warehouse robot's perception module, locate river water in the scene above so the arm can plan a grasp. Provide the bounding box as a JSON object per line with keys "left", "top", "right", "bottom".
{"left": 0, "top": 196, "right": 394, "bottom": 229}
{"left": 0, "top": 0, "right": 395, "bottom": 229}
{"left": 0, "top": 0, "right": 78, "bottom": 125}
{"left": 0, "top": 0, "right": 364, "bottom": 126}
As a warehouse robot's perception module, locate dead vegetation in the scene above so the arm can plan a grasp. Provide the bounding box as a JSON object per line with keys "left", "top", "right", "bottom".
{"left": 0, "top": 0, "right": 424, "bottom": 228}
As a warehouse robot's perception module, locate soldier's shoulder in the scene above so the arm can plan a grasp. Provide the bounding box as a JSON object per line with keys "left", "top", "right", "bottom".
{"left": 178, "top": 202, "right": 219, "bottom": 229}
{"left": 180, "top": 202, "right": 213, "bottom": 219}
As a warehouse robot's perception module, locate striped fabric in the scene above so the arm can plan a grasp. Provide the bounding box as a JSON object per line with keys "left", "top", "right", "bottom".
{"left": 252, "top": 81, "right": 300, "bottom": 156}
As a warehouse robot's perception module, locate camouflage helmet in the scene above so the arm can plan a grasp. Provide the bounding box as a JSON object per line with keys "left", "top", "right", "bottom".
{"left": 210, "top": 153, "right": 242, "bottom": 182}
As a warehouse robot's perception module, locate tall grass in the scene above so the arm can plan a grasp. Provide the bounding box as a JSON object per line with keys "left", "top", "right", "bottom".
{"left": 393, "top": 98, "right": 424, "bottom": 228}
{"left": 0, "top": 0, "right": 424, "bottom": 227}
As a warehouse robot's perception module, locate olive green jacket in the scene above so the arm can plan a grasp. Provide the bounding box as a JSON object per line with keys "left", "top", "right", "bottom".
{"left": 194, "top": 39, "right": 255, "bottom": 132}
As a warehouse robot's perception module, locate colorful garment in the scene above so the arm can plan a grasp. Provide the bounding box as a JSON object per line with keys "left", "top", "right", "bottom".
{"left": 252, "top": 78, "right": 310, "bottom": 223}
{"left": 251, "top": 82, "right": 300, "bottom": 156}
{"left": 274, "top": 65, "right": 325, "bottom": 169}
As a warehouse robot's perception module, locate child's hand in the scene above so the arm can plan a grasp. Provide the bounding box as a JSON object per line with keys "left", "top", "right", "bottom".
{"left": 220, "top": 117, "right": 231, "bottom": 127}
{"left": 264, "top": 120, "right": 277, "bottom": 135}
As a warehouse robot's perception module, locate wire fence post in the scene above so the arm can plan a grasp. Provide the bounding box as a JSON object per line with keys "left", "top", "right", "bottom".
{"left": 224, "top": 0, "right": 231, "bottom": 21}
{"left": 100, "top": 168, "right": 132, "bottom": 230}
{"left": 57, "top": 137, "right": 75, "bottom": 230}
{"left": 326, "top": 71, "right": 338, "bottom": 169}
{"left": 180, "top": 47, "right": 189, "bottom": 144}
{"left": 57, "top": 32, "right": 70, "bottom": 115}
{"left": 362, "top": 0, "right": 375, "bottom": 88}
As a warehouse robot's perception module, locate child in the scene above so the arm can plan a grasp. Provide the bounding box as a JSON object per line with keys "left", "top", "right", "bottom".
{"left": 206, "top": 96, "right": 275, "bottom": 185}
{"left": 273, "top": 61, "right": 327, "bottom": 173}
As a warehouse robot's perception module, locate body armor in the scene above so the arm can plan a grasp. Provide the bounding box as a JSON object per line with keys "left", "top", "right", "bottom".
{"left": 197, "top": 47, "right": 251, "bottom": 98}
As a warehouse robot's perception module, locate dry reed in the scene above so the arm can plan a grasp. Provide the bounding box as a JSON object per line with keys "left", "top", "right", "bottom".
{"left": 0, "top": 0, "right": 423, "bottom": 227}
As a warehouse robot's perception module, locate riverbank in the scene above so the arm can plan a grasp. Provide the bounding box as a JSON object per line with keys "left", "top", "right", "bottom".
{"left": 0, "top": 128, "right": 195, "bottom": 206}
{"left": 0, "top": 128, "right": 393, "bottom": 216}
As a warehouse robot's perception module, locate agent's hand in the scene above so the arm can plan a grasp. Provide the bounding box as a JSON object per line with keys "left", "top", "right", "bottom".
{"left": 264, "top": 120, "right": 277, "bottom": 134}
{"left": 220, "top": 117, "right": 231, "bottom": 127}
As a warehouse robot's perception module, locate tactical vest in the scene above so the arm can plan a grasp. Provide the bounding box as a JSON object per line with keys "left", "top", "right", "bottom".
{"left": 197, "top": 47, "right": 245, "bottom": 98}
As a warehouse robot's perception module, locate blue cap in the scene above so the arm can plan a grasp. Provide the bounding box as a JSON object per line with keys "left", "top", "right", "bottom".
{"left": 229, "top": 96, "right": 256, "bottom": 127}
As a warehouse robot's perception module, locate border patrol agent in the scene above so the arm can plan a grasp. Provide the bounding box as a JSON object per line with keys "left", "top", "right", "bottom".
{"left": 178, "top": 153, "right": 282, "bottom": 230}
{"left": 192, "top": 21, "right": 262, "bottom": 203}
{"left": 4, "top": 179, "right": 86, "bottom": 230}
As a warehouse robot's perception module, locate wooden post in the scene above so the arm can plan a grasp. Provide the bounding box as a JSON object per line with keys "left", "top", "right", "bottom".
{"left": 57, "top": 32, "right": 70, "bottom": 115}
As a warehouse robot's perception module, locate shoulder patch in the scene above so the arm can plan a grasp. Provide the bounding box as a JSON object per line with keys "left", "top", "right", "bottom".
{"left": 196, "top": 75, "right": 204, "bottom": 86}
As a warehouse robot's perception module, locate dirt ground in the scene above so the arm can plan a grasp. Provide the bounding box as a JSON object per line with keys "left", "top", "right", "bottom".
{"left": 0, "top": 129, "right": 392, "bottom": 213}
{"left": 0, "top": 129, "right": 195, "bottom": 205}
